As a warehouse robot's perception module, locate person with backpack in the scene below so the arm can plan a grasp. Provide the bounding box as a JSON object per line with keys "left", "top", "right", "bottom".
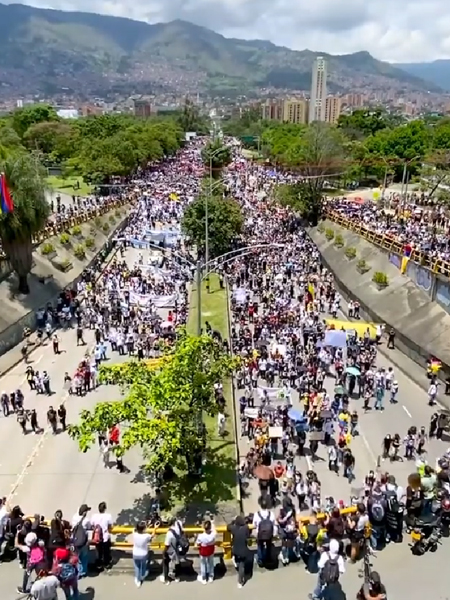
{"left": 71, "top": 504, "right": 91, "bottom": 578}
{"left": 160, "top": 516, "right": 188, "bottom": 584}
{"left": 384, "top": 475, "right": 403, "bottom": 543}
{"left": 252, "top": 497, "right": 276, "bottom": 568}
{"left": 309, "top": 539, "right": 345, "bottom": 600}
{"left": 17, "top": 532, "right": 47, "bottom": 595}
{"left": 367, "top": 487, "right": 387, "bottom": 550}
{"left": 52, "top": 547, "right": 79, "bottom": 599}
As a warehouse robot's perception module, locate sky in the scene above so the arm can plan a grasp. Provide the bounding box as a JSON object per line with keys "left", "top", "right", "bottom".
{"left": 4, "top": 0, "right": 450, "bottom": 63}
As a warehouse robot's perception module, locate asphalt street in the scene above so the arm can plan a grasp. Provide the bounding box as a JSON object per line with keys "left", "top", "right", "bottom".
{"left": 0, "top": 245, "right": 168, "bottom": 524}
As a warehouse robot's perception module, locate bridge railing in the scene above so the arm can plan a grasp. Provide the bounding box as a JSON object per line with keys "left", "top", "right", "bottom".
{"left": 28, "top": 507, "right": 357, "bottom": 560}
{"left": 325, "top": 210, "right": 450, "bottom": 278}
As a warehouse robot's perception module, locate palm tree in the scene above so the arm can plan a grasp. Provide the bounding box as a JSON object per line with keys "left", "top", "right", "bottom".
{"left": 0, "top": 154, "right": 50, "bottom": 294}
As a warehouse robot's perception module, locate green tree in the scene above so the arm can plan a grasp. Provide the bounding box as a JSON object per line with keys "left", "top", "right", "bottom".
{"left": 276, "top": 123, "right": 348, "bottom": 224}
{"left": 177, "top": 98, "right": 209, "bottom": 134}
{"left": 24, "top": 121, "right": 75, "bottom": 159}
{"left": 0, "top": 154, "right": 50, "bottom": 294}
{"left": 12, "top": 104, "right": 59, "bottom": 138}
{"left": 182, "top": 193, "right": 243, "bottom": 258}
{"left": 201, "top": 140, "right": 232, "bottom": 179}
{"left": 261, "top": 123, "right": 306, "bottom": 161}
{"left": 337, "top": 108, "right": 396, "bottom": 140}
{"left": 69, "top": 333, "right": 238, "bottom": 475}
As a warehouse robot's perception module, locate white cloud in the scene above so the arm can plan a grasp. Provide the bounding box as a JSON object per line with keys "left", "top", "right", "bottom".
{"left": 4, "top": 0, "right": 450, "bottom": 62}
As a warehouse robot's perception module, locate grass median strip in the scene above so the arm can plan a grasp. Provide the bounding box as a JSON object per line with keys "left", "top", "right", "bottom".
{"left": 46, "top": 175, "right": 94, "bottom": 198}
{"left": 183, "top": 273, "right": 238, "bottom": 517}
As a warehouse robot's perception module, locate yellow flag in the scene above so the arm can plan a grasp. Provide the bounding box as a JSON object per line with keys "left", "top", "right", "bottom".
{"left": 401, "top": 256, "right": 409, "bottom": 274}
{"left": 169, "top": 193, "right": 178, "bottom": 201}
{"left": 308, "top": 282, "right": 315, "bottom": 299}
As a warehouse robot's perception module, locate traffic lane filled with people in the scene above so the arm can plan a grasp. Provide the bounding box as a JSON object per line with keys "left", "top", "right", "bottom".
{"left": 234, "top": 317, "right": 441, "bottom": 514}
{"left": 4, "top": 244, "right": 177, "bottom": 518}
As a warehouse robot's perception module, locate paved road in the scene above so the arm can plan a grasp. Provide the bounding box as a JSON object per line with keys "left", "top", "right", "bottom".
{"left": 0, "top": 533, "right": 448, "bottom": 599}
{"left": 237, "top": 311, "right": 447, "bottom": 513}
{"left": 0, "top": 244, "right": 168, "bottom": 523}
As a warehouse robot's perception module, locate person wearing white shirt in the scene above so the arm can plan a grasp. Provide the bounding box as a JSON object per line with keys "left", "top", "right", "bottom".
{"left": 252, "top": 498, "right": 276, "bottom": 566}
{"left": 0, "top": 498, "right": 9, "bottom": 546}
{"left": 90, "top": 502, "right": 113, "bottom": 569}
{"left": 196, "top": 519, "right": 216, "bottom": 584}
{"left": 132, "top": 521, "right": 158, "bottom": 587}
{"left": 311, "top": 539, "right": 345, "bottom": 599}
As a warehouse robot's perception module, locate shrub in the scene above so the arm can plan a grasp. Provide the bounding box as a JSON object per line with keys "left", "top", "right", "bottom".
{"left": 102, "top": 222, "right": 110, "bottom": 233}
{"left": 357, "top": 259, "right": 370, "bottom": 273}
{"left": 72, "top": 225, "right": 82, "bottom": 236}
{"left": 74, "top": 244, "right": 86, "bottom": 259}
{"left": 60, "top": 258, "right": 72, "bottom": 268}
{"left": 372, "top": 271, "right": 389, "bottom": 285}
{"left": 89, "top": 227, "right": 97, "bottom": 237}
{"left": 334, "top": 233, "right": 344, "bottom": 247}
{"left": 325, "top": 228, "right": 334, "bottom": 241}
{"left": 109, "top": 215, "right": 116, "bottom": 224}
{"left": 115, "top": 210, "right": 121, "bottom": 218}
{"left": 345, "top": 246, "right": 356, "bottom": 259}
{"left": 85, "top": 237, "right": 95, "bottom": 249}
{"left": 60, "top": 233, "right": 70, "bottom": 245}
{"left": 94, "top": 216, "right": 101, "bottom": 227}
{"left": 41, "top": 242, "right": 56, "bottom": 255}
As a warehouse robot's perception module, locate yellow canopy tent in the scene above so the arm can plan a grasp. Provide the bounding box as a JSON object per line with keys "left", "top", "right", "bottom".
{"left": 325, "top": 319, "right": 378, "bottom": 339}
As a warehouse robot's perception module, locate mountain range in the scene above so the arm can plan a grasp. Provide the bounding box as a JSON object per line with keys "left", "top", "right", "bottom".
{"left": 394, "top": 60, "right": 450, "bottom": 92}
{"left": 0, "top": 2, "right": 443, "bottom": 99}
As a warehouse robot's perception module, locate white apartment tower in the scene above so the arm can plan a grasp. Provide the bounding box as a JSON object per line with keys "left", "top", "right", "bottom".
{"left": 309, "top": 56, "right": 327, "bottom": 122}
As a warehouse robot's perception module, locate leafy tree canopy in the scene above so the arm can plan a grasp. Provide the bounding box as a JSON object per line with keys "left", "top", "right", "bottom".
{"left": 182, "top": 192, "right": 244, "bottom": 259}
{"left": 12, "top": 104, "right": 59, "bottom": 138}
{"left": 69, "top": 332, "right": 239, "bottom": 474}
{"left": 201, "top": 140, "right": 232, "bottom": 179}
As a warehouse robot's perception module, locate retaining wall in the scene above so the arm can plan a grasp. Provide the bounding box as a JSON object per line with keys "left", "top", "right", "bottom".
{"left": 308, "top": 220, "right": 450, "bottom": 373}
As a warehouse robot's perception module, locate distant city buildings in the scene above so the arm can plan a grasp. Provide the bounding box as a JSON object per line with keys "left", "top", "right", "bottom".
{"left": 309, "top": 56, "right": 327, "bottom": 122}
{"left": 283, "top": 98, "right": 309, "bottom": 124}
{"left": 258, "top": 58, "right": 341, "bottom": 125}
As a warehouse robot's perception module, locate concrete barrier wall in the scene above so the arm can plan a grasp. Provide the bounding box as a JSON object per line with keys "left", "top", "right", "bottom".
{"left": 0, "top": 212, "right": 132, "bottom": 358}
{"left": 308, "top": 220, "right": 450, "bottom": 373}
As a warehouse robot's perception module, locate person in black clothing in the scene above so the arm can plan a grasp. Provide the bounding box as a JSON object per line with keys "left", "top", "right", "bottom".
{"left": 227, "top": 516, "right": 251, "bottom": 588}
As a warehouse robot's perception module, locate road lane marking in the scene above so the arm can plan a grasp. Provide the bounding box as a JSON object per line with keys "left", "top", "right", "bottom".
{"left": 305, "top": 453, "right": 313, "bottom": 471}
{"left": 402, "top": 405, "right": 412, "bottom": 418}
{"left": 7, "top": 389, "right": 71, "bottom": 501}
{"left": 360, "top": 427, "right": 378, "bottom": 467}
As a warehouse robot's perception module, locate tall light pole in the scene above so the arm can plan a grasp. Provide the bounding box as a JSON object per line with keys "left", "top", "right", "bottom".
{"left": 206, "top": 146, "right": 227, "bottom": 292}
{"left": 401, "top": 155, "right": 420, "bottom": 204}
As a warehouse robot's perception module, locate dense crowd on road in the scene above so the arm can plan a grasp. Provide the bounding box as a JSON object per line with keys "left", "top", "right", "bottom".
{"left": 2, "top": 141, "right": 450, "bottom": 600}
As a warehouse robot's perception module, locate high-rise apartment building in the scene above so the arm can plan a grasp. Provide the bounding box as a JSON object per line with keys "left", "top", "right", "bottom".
{"left": 325, "top": 96, "right": 342, "bottom": 124}
{"left": 283, "top": 99, "right": 309, "bottom": 124}
{"left": 260, "top": 99, "right": 283, "bottom": 121}
{"left": 309, "top": 56, "right": 327, "bottom": 122}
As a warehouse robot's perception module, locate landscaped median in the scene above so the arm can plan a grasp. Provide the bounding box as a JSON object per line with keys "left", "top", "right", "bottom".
{"left": 187, "top": 272, "right": 240, "bottom": 519}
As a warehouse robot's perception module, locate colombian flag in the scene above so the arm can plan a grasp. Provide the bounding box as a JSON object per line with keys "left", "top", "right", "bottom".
{"left": 0, "top": 173, "right": 14, "bottom": 214}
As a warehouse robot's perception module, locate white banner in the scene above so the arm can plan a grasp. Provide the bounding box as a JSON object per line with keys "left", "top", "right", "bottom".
{"left": 257, "top": 385, "right": 292, "bottom": 402}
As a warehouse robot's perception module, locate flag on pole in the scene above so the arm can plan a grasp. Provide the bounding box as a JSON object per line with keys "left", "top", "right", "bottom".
{"left": 0, "top": 173, "right": 14, "bottom": 214}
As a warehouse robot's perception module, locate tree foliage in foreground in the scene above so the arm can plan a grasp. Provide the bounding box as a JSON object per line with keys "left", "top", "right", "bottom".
{"left": 68, "top": 332, "right": 239, "bottom": 473}
{"left": 182, "top": 193, "right": 244, "bottom": 259}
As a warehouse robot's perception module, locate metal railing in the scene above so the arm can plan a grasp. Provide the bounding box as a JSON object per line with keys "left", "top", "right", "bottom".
{"left": 324, "top": 209, "right": 450, "bottom": 278}
{"left": 28, "top": 507, "right": 357, "bottom": 560}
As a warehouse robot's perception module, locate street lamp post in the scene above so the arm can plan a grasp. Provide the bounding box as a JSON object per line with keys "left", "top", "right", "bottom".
{"left": 206, "top": 146, "right": 228, "bottom": 292}
{"left": 401, "top": 156, "right": 420, "bottom": 204}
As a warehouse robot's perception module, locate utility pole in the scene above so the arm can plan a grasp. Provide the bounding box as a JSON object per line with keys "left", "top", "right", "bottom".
{"left": 196, "top": 260, "right": 202, "bottom": 336}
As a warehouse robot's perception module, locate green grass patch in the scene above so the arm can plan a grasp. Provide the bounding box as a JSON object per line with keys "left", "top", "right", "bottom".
{"left": 46, "top": 175, "right": 93, "bottom": 198}
{"left": 172, "top": 272, "right": 238, "bottom": 518}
